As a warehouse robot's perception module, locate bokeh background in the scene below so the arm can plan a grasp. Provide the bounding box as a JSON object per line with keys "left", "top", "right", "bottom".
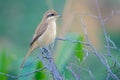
{"left": 0, "top": 0, "right": 120, "bottom": 80}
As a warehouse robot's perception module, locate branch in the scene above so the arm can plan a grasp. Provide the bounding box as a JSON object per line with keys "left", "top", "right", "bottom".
{"left": 66, "top": 66, "right": 80, "bottom": 80}
{"left": 79, "top": 13, "right": 99, "bottom": 19}
{"left": 80, "top": 14, "right": 119, "bottom": 80}
{"left": 38, "top": 48, "right": 64, "bottom": 80}
{"left": 68, "top": 63, "right": 96, "bottom": 80}
{"left": 104, "top": 10, "right": 120, "bottom": 22}
{"left": 0, "top": 67, "right": 46, "bottom": 79}
{"left": 56, "top": 38, "right": 90, "bottom": 46}
{"left": 95, "top": 0, "right": 111, "bottom": 56}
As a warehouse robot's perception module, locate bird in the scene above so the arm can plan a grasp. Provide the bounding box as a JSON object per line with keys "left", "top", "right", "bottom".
{"left": 20, "top": 9, "right": 61, "bottom": 68}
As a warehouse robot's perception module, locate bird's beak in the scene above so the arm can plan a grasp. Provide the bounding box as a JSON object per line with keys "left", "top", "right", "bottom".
{"left": 59, "top": 14, "right": 62, "bottom": 17}
{"left": 56, "top": 14, "right": 62, "bottom": 18}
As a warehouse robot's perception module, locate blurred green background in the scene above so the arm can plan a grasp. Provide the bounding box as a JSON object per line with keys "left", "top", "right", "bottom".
{"left": 0, "top": 0, "right": 120, "bottom": 80}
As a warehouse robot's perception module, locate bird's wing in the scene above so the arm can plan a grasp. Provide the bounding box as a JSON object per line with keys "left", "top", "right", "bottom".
{"left": 30, "top": 22, "right": 48, "bottom": 46}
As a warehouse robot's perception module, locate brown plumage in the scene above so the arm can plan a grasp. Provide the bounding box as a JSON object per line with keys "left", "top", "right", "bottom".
{"left": 20, "top": 10, "right": 60, "bottom": 68}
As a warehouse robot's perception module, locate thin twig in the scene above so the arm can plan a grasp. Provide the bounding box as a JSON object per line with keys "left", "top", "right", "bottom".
{"left": 0, "top": 67, "right": 46, "bottom": 79}
{"left": 56, "top": 38, "right": 89, "bottom": 46}
{"left": 80, "top": 12, "right": 119, "bottom": 79}
{"left": 66, "top": 66, "right": 80, "bottom": 80}
{"left": 95, "top": 0, "right": 111, "bottom": 55}
{"left": 79, "top": 13, "right": 99, "bottom": 19}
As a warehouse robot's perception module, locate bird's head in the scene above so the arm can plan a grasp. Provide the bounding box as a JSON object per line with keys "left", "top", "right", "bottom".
{"left": 43, "top": 10, "right": 61, "bottom": 22}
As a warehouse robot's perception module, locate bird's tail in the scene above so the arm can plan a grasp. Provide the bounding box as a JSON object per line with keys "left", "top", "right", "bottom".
{"left": 20, "top": 48, "right": 32, "bottom": 68}
{"left": 20, "top": 42, "right": 37, "bottom": 68}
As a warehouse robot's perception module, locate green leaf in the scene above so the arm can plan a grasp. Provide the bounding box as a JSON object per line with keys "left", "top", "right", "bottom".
{"left": 34, "top": 61, "right": 47, "bottom": 80}
{"left": 0, "top": 50, "right": 8, "bottom": 80}
{"left": 74, "top": 36, "right": 84, "bottom": 61}
{"left": 0, "top": 49, "right": 17, "bottom": 80}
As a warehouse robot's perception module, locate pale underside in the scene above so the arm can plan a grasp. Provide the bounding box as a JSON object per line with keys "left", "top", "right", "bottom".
{"left": 34, "top": 21, "right": 56, "bottom": 48}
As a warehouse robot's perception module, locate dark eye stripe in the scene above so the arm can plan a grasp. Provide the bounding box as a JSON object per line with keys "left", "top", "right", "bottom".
{"left": 47, "top": 13, "right": 54, "bottom": 18}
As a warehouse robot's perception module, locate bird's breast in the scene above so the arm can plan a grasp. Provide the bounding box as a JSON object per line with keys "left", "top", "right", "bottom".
{"left": 37, "top": 21, "right": 56, "bottom": 47}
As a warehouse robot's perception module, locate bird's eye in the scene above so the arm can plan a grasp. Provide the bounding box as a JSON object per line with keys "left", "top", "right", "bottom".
{"left": 51, "top": 14, "right": 54, "bottom": 16}
{"left": 47, "top": 13, "right": 55, "bottom": 18}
